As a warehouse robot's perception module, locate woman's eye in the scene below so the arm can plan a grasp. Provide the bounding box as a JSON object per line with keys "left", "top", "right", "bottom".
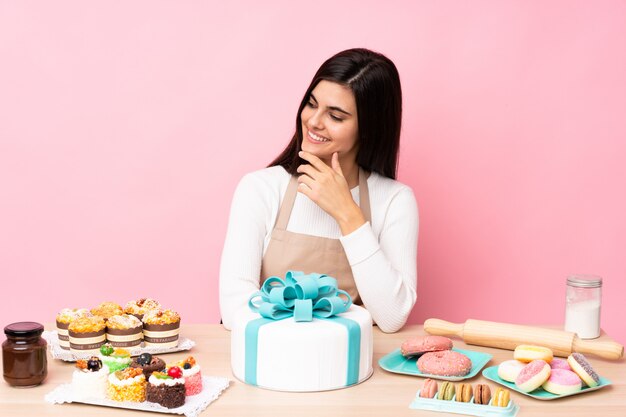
{"left": 306, "top": 100, "right": 317, "bottom": 108}
{"left": 330, "top": 114, "right": 343, "bottom": 122}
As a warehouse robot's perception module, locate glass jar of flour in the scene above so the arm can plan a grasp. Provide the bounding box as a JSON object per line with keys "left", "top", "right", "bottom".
{"left": 564, "top": 275, "right": 602, "bottom": 339}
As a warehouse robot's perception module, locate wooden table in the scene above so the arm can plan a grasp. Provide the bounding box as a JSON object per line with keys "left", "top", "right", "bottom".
{"left": 1, "top": 324, "right": 625, "bottom": 416}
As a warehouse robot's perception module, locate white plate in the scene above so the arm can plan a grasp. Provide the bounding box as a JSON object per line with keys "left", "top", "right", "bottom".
{"left": 43, "top": 330, "right": 196, "bottom": 362}
{"left": 45, "top": 376, "right": 230, "bottom": 417}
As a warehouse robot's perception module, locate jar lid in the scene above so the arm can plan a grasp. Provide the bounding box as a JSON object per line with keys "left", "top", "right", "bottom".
{"left": 4, "top": 322, "right": 44, "bottom": 337}
{"left": 567, "top": 274, "right": 603, "bottom": 288}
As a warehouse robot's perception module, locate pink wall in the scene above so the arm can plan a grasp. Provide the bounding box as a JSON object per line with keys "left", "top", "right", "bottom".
{"left": 1, "top": 2, "right": 625, "bottom": 344}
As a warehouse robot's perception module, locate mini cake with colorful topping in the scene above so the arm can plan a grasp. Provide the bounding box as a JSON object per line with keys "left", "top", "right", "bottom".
{"left": 172, "top": 356, "right": 203, "bottom": 395}
{"left": 124, "top": 298, "right": 161, "bottom": 321}
{"left": 142, "top": 309, "right": 181, "bottom": 348}
{"left": 106, "top": 314, "right": 143, "bottom": 348}
{"left": 71, "top": 357, "right": 109, "bottom": 400}
{"left": 147, "top": 366, "right": 186, "bottom": 408}
{"left": 56, "top": 308, "right": 93, "bottom": 350}
{"left": 91, "top": 302, "right": 124, "bottom": 320}
{"left": 107, "top": 367, "right": 147, "bottom": 402}
{"left": 130, "top": 353, "right": 166, "bottom": 378}
{"left": 68, "top": 316, "right": 106, "bottom": 355}
{"left": 99, "top": 344, "right": 132, "bottom": 372}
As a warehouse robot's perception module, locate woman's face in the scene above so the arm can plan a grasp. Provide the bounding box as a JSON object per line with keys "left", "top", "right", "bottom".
{"left": 300, "top": 80, "right": 359, "bottom": 163}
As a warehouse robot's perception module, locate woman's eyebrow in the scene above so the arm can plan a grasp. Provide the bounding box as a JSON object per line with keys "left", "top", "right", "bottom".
{"left": 310, "top": 93, "right": 353, "bottom": 116}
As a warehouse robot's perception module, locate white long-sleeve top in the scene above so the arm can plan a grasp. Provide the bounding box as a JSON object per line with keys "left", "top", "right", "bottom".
{"left": 219, "top": 165, "right": 418, "bottom": 333}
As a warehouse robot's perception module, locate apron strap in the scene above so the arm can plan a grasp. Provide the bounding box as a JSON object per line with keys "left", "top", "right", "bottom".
{"left": 274, "top": 167, "right": 372, "bottom": 231}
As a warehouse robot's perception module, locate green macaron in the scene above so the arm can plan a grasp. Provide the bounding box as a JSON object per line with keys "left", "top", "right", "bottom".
{"left": 437, "top": 381, "right": 456, "bottom": 401}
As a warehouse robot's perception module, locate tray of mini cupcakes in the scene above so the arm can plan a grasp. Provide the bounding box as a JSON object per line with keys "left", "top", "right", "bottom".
{"left": 45, "top": 298, "right": 195, "bottom": 361}
{"left": 45, "top": 344, "right": 230, "bottom": 416}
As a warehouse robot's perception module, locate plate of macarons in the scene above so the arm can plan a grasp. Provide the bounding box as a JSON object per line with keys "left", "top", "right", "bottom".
{"left": 379, "top": 335, "right": 492, "bottom": 381}
{"left": 482, "top": 344, "right": 612, "bottom": 400}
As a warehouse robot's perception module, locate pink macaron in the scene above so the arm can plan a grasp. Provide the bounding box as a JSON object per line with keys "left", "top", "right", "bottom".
{"left": 419, "top": 378, "right": 438, "bottom": 398}
{"left": 417, "top": 350, "right": 472, "bottom": 377}
{"left": 542, "top": 368, "right": 582, "bottom": 395}
{"left": 515, "top": 360, "right": 551, "bottom": 392}
{"left": 550, "top": 358, "right": 572, "bottom": 371}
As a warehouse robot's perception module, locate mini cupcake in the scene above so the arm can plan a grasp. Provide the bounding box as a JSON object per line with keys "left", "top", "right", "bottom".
{"left": 91, "top": 301, "right": 123, "bottom": 320}
{"left": 130, "top": 353, "right": 166, "bottom": 378}
{"left": 172, "top": 356, "right": 202, "bottom": 395}
{"left": 56, "top": 308, "right": 92, "bottom": 350}
{"left": 106, "top": 314, "right": 143, "bottom": 348}
{"left": 107, "top": 367, "right": 147, "bottom": 402}
{"left": 124, "top": 298, "right": 161, "bottom": 321}
{"left": 142, "top": 309, "right": 181, "bottom": 348}
{"left": 147, "top": 367, "right": 186, "bottom": 408}
{"left": 99, "top": 344, "right": 132, "bottom": 372}
{"left": 71, "top": 357, "right": 109, "bottom": 400}
{"left": 68, "top": 316, "right": 106, "bottom": 356}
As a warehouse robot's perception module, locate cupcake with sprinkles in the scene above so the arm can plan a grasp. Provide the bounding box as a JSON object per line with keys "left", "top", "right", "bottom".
{"left": 99, "top": 344, "right": 132, "bottom": 373}
{"left": 91, "top": 301, "right": 124, "bottom": 321}
{"left": 71, "top": 356, "right": 109, "bottom": 400}
{"left": 68, "top": 316, "right": 106, "bottom": 356}
{"left": 124, "top": 298, "right": 161, "bottom": 321}
{"left": 142, "top": 309, "right": 181, "bottom": 348}
{"left": 107, "top": 367, "right": 147, "bottom": 402}
{"left": 56, "top": 308, "right": 92, "bottom": 350}
{"left": 172, "top": 356, "right": 203, "bottom": 395}
{"left": 106, "top": 314, "right": 143, "bottom": 348}
{"left": 147, "top": 366, "right": 186, "bottom": 409}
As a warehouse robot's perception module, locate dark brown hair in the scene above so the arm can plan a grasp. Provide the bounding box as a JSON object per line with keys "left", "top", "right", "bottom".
{"left": 268, "top": 48, "right": 403, "bottom": 179}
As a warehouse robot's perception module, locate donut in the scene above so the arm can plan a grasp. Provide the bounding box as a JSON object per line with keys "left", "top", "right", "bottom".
{"left": 419, "top": 378, "right": 438, "bottom": 398}
{"left": 400, "top": 335, "right": 453, "bottom": 358}
{"left": 542, "top": 368, "right": 582, "bottom": 395}
{"left": 514, "top": 345, "right": 554, "bottom": 363}
{"left": 473, "top": 384, "right": 491, "bottom": 405}
{"left": 456, "top": 383, "right": 472, "bottom": 402}
{"left": 515, "top": 360, "right": 551, "bottom": 392}
{"left": 550, "top": 358, "right": 572, "bottom": 371}
{"left": 417, "top": 350, "right": 472, "bottom": 377}
{"left": 567, "top": 353, "right": 600, "bottom": 387}
{"left": 437, "top": 381, "right": 455, "bottom": 401}
{"left": 497, "top": 360, "right": 526, "bottom": 383}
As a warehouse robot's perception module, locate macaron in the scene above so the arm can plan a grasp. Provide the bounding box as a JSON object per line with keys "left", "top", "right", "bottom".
{"left": 542, "top": 368, "right": 582, "bottom": 395}
{"left": 437, "top": 381, "right": 455, "bottom": 401}
{"left": 567, "top": 353, "right": 600, "bottom": 387}
{"left": 455, "top": 383, "right": 472, "bottom": 402}
{"left": 550, "top": 358, "right": 572, "bottom": 371}
{"left": 492, "top": 387, "right": 511, "bottom": 407}
{"left": 417, "top": 350, "right": 472, "bottom": 377}
{"left": 419, "top": 378, "right": 438, "bottom": 399}
{"left": 401, "top": 335, "right": 453, "bottom": 358}
{"left": 514, "top": 345, "right": 554, "bottom": 363}
{"left": 497, "top": 359, "right": 526, "bottom": 383}
{"left": 473, "top": 384, "right": 491, "bottom": 405}
{"left": 515, "top": 360, "right": 551, "bottom": 392}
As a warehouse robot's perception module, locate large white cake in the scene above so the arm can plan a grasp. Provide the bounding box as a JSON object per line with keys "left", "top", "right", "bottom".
{"left": 231, "top": 304, "right": 373, "bottom": 392}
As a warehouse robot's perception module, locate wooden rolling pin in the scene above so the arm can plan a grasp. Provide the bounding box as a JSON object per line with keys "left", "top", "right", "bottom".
{"left": 424, "top": 318, "right": 624, "bottom": 360}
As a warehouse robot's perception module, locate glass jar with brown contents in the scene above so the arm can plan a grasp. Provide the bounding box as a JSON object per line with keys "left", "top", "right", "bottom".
{"left": 2, "top": 322, "right": 48, "bottom": 387}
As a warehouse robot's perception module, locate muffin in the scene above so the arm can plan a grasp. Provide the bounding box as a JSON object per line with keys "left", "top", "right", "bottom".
{"left": 107, "top": 367, "right": 146, "bottom": 402}
{"left": 147, "top": 367, "right": 186, "bottom": 408}
{"left": 142, "top": 309, "right": 181, "bottom": 348}
{"left": 91, "top": 301, "right": 123, "bottom": 320}
{"left": 172, "top": 356, "right": 203, "bottom": 395}
{"left": 106, "top": 314, "right": 143, "bottom": 348}
{"left": 130, "top": 353, "right": 166, "bottom": 379}
{"left": 124, "top": 298, "right": 161, "bottom": 321}
{"left": 71, "top": 357, "right": 109, "bottom": 400}
{"left": 99, "top": 344, "right": 132, "bottom": 373}
{"left": 68, "top": 316, "right": 106, "bottom": 356}
{"left": 56, "top": 308, "right": 92, "bottom": 350}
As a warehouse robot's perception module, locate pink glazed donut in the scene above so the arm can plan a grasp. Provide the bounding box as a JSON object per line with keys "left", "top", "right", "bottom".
{"left": 542, "top": 369, "right": 582, "bottom": 395}
{"left": 417, "top": 350, "right": 472, "bottom": 377}
{"left": 550, "top": 358, "right": 572, "bottom": 371}
{"left": 515, "top": 360, "right": 551, "bottom": 392}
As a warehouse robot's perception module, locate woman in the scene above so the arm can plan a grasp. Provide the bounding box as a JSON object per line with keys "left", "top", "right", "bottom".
{"left": 219, "top": 48, "right": 418, "bottom": 333}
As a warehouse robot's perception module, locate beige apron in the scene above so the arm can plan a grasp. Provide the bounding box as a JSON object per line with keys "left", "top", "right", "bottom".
{"left": 260, "top": 168, "right": 371, "bottom": 305}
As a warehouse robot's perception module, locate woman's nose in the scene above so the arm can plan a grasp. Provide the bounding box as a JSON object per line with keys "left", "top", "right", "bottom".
{"left": 307, "top": 109, "right": 324, "bottom": 130}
